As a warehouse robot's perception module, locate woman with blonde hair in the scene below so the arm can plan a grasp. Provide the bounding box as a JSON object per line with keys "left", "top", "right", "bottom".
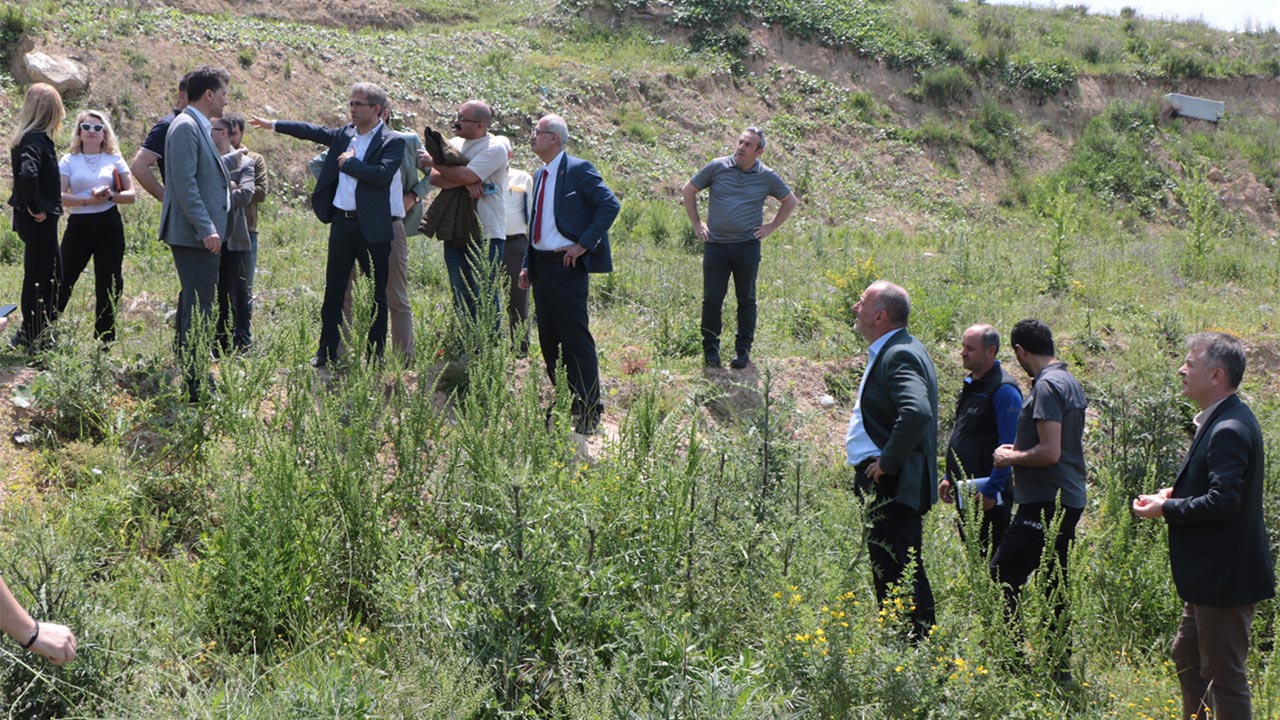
{"left": 57, "top": 109, "right": 135, "bottom": 343}
{"left": 6, "top": 83, "right": 65, "bottom": 352}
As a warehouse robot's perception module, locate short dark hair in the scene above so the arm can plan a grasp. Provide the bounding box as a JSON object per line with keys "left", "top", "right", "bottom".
{"left": 223, "top": 112, "right": 246, "bottom": 133}
{"left": 213, "top": 117, "right": 234, "bottom": 132}
{"left": 178, "top": 71, "right": 191, "bottom": 93}
{"left": 186, "top": 66, "right": 229, "bottom": 103}
{"left": 1187, "top": 332, "right": 1246, "bottom": 389}
{"left": 351, "top": 82, "right": 388, "bottom": 112}
{"left": 1010, "top": 319, "right": 1054, "bottom": 356}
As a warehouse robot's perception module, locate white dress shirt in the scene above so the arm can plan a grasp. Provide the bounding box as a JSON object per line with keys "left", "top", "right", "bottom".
{"left": 531, "top": 151, "right": 575, "bottom": 251}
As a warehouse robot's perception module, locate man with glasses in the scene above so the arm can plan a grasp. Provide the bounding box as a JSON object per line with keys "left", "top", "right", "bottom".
{"left": 682, "top": 127, "right": 797, "bottom": 369}
{"left": 222, "top": 113, "right": 267, "bottom": 352}
{"left": 309, "top": 103, "right": 428, "bottom": 365}
{"left": 517, "top": 114, "right": 619, "bottom": 434}
{"left": 250, "top": 83, "right": 405, "bottom": 367}
{"left": 419, "top": 100, "right": 507, "bottom": 330}
{"left": 210, "top": 118, "right": 256, "bottom": 356}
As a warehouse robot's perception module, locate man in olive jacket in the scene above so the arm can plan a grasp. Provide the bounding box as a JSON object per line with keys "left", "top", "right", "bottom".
{"left": 1134, "top": 332, "right": 1274, "bottom": 720}
{"left": 844, "top": 280, "right": 939, "bottom": 640}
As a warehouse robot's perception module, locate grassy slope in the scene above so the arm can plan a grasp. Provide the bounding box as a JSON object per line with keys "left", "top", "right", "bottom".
{"left": 0, "top": 0, "right": 1278, "bottom": 717}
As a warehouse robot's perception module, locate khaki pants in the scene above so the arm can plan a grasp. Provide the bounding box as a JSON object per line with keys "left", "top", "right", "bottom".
{"left": 339, "top": 219, "right": 414, "bottom": 362}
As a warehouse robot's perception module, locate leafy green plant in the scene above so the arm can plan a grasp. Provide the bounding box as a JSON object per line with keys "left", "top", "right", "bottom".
{"left": 1041, "top": 183, "right": 1079, "bottom": 295}
{"left": 913, "top": 66, "right": 974, "bottom": 107}
{"left": 1176, "top": 161, "right": 1223, "bottom": 276}
{"left": 969, "top": 99, "right": 1024, "bottom": 166}
{"left": 1057, "top": 100, "right": 1170, "bottom": 215}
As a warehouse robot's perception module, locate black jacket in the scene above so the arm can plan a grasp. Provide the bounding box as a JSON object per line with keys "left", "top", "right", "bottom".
{"left": 275, "top": 120, "right": 403, "bottom": 245}
{"left": 1164, "top": 394, "right": 1275, "bottom": 607}
{"left": 7, "top": 130, "right": 62, "bottom": 218}
{"left": 418, "top": 125, "right": 481, "bottom": 249}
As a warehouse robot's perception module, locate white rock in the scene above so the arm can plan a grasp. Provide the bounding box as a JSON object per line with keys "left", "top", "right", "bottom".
{"left": 819, "top": 394, "right": 837, "bottom": 408}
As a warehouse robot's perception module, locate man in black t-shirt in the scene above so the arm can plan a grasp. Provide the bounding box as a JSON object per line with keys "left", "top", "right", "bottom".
{"left": 129, "top": 73, "right": 190, "bottom": 201}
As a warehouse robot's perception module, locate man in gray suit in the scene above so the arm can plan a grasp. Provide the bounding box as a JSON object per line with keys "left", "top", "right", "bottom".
{"left": 158, "top": 65, "right": 231, "bottom": 401}
{"left": 844, "top": 280, "right": 939, "bottom": 641}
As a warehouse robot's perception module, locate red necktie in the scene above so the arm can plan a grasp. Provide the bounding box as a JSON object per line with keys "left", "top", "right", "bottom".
{"left": 532, "top": 169, "right": 548, "bottom": 245}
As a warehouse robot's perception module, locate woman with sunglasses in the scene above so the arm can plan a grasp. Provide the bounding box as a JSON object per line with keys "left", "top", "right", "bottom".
{"left": 5, "top": 83, "right": 65, "bottom": 353}
{"left": 58, "top": 110, "right": 135, "bottom": 344}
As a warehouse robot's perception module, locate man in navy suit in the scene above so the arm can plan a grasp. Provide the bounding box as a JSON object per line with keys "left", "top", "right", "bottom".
{"left": 1134, "top": 332, "right": 1274, "bottom": 720}
{"left": 518, "top": 114, "right": 620, "bottom": 433}
{"left": 250, "top": 83, "right": 405, "bottom": 367}
{"left": 159, "top": 65, "right": 231, "bottom": 401}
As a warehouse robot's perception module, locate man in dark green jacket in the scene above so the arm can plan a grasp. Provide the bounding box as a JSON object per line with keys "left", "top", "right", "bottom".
{"left": 844, "top": 280, "right": 939, "bottom": 641}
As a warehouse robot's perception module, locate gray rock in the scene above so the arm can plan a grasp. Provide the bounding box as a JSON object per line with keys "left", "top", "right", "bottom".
{"left": 21, "top": 52, "right": 90, "bottom": 96}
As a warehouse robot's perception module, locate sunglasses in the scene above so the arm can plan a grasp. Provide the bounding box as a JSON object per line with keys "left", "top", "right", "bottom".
{"left": 80, "top": 123, "right": 105, "bottom": 132}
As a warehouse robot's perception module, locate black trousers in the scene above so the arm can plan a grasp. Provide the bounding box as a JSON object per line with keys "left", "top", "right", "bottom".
{"left": 990, "top": 501, "right": 1083, "bottom": 667}
{"left": 216, "top": 247, "right": 250, "bottom": 352}
{"left": 701, "top": 239, "right": 761, "bottom": 357}
{"left": 15, "top": 210, "right": 61, "bottom": 348}
{"left": 317, "top": 215, "right": 388, "bottom": 365}
{"left": 956, "top": 500, "right": 1011, "bottom": 560}
{"left": 530, "top": 250, "right": 601, "bottom": 415}
{"left": 855, "top": 464, "right": 936, "bottom": 640}
{"left": 58, "top": 207, "right": 125, "bottom": 342}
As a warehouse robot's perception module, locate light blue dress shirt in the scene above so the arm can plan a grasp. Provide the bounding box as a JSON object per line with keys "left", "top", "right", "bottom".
{"left": 844, "top": 327, "right": 903, "bottom": 466}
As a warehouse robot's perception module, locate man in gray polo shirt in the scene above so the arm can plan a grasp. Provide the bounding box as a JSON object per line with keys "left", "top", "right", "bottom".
{"left": 991, "top": 318, "right": 1087, "bottom": 682}
{"left": 682, "top": 127, "right": 797, "bottom": 369}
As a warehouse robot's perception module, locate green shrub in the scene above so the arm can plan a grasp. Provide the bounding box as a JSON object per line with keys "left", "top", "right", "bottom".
{"left": 969, "top": 99, "right": 1023, "bottom": 166}
{"left": 0, "top": 5, "right": 29, "bottom": 57}
{"left": 913, "top": 66, "right": 974, "bottom": 107}
{"left": 1161, "top": 50, "right": 1207, "bottom": 78}
{"left": 1001, "top": 56, "right": 1077, "bottom": 97}
{"left": 1056, "top": 100, "right": 1170, "bottom": 215}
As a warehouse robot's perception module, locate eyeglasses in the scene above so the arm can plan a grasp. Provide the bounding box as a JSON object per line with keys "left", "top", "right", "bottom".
{"left": 211, "top": 127, "right": 227, "bottom": 134}
{"left": 80, "top": 123, "right": 105, "bottom": 132}
{"left": 348, "top": 100, "right": 374, "bottom": 108}
{"left": 455, "top": 115, "right": 481, "bottom": 124}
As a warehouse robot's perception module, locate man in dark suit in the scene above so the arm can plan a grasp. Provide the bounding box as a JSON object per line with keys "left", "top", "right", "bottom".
{"left": 159, "top": 65, "right": 231, "bottom": 401}
{"left": 517, "top": 114, "right": 620, "bottom": 434}
{"left": 1134, "top": 332, "right": 1274, "bottom": 720}
{"left": 843, "top": 280, "right": 938, "bottom": 640}
{"left": 250, "top": 83, "right": 405, "bottom": 367}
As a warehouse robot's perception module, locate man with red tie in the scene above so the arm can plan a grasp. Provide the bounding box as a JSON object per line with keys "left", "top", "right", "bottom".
{"left": 517, "top": 114, "right": 620, "bottom": 434}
